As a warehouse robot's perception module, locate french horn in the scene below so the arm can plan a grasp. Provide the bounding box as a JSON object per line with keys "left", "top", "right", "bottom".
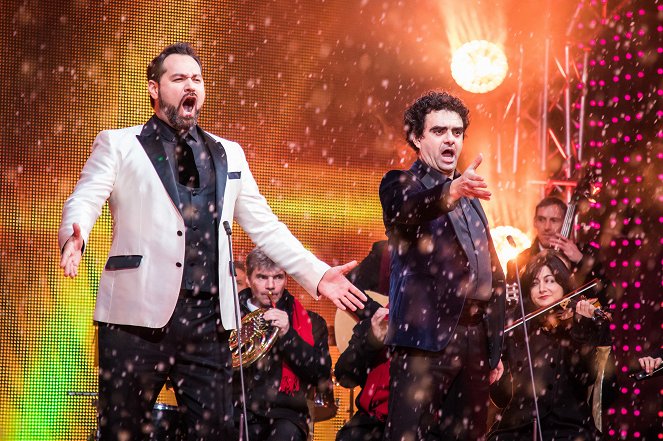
{"left": 229, "top": 308, "right": 279, "bottom": 369}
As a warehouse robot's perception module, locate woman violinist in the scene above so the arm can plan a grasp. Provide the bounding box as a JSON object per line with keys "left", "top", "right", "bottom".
{"left": 488, "top": 250, "right": 611, "bottom": 440}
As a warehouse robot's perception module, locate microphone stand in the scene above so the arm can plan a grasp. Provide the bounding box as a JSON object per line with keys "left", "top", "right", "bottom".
{"left": 223, "top": 221, "right": 250, "bottom": 441}
{"left": 507, "top": 236, "right": 544, "bottom": 441}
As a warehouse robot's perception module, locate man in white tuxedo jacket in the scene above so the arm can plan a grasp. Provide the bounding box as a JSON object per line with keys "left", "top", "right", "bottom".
{"left": 59, "top": 42, "right": 365, "bottom": 440}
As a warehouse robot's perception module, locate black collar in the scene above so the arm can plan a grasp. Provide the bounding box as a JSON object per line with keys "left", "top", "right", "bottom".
{"left": 148, "top": 115, "right": 202, "bottom": 144}
{"left": 411, "top": 159, "right": 456, "bottom": 190}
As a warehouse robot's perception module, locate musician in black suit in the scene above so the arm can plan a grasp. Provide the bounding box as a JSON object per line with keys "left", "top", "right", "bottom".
{"left": 379, "top": 91, "right": 506, "bottom": 440}
{"left": 234, "top": 248, "right": 332, "bottom": 441}
{"left": 506, "top": 197, "right": 609, "bottom": 305}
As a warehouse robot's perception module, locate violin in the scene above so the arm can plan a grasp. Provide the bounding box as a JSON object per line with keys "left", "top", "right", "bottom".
{"left": 538, "top": 294, "right": 610, "bottom": 331}
{"left": 504, "top": 279, "right": 611, "bottom": 333}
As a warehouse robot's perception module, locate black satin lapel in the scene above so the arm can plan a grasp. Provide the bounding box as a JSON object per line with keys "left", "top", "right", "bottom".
{"left": 470, "top": 198, "right": 489, "bottom": 229}
{"left": 447, "top": 206, "right": 472, "bottom": 263}
{"left": 204, "top": 132, "right": 228, "bottom": 219}
{"left": 468, "top": 198, "right": 504, "bottom": 277}
{"left": 136, "top": 124, "right": 180, "bottom": 209}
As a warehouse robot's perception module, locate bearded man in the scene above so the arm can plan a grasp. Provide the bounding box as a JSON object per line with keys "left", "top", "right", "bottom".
{"left": 58, "top": 42, "right": 364, "bottom": 440}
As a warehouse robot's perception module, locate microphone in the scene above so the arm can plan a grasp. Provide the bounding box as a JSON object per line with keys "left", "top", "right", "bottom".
{"left": 223, "top": 221, "right": 232, "bottom": 236}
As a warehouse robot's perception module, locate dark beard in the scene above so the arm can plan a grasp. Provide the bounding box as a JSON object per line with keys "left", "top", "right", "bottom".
{"left": 158, "top": 91, "right": 199, "bottom": 132}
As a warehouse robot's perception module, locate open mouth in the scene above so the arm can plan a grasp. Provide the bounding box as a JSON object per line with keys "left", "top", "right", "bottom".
{"left": 180, "top": 95, "right": 197, "bottom": 116}
{"left": 440, "top": 147, "right": 455, "bottom": 161}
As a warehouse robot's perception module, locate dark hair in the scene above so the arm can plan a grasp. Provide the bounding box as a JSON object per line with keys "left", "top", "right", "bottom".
{"left": 403, "top": 90, "right": 470, "bottom": 150}
{"left": 521, "top": 250, "right": 574, "bottom": 312}
{"left": 246, "top": 248, "right": 283, "bottom": 277}
{"left": 146, "top": 42, "right": 202, "bottom": 106}
{"left": 535, "top": 197, "right": 567, "bottom": 216}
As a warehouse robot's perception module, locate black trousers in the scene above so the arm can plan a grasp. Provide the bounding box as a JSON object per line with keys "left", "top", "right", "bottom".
{"left": 487, "top": 412, "right": 601, "bottom": 441}
{"left": 97, "top": 296, "right": 235, "bottom": 440}
{"left": 245, "top": 413, "right": 306, "bottom": 441}
{"left": 336, "top": 409, "right": 385, "bottom": 441}
{"left": 384, "top": 323, "right": 490, "bottom": 441}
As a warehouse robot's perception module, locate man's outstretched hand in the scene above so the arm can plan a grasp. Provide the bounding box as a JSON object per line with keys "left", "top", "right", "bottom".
{"left": 449, "top": 154, "right": 491, "bottom": 202}
{"left": 317, "top": 261, "right": 367, "bottom": 311}
{"left": 60, "top": 223, "right": 84, "bottom": 278}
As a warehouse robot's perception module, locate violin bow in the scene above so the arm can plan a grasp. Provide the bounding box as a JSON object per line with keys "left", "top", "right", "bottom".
{"left": 505, "top": 278, "right": 599, "bottom": 333}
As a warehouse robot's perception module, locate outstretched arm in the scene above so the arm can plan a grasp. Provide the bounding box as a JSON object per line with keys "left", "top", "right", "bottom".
{"left": 59, "top": 130, "right": 119, "bottom": 277}
{"left": 380, "top": 154, "right": 491, "bottom": 226}
{"left": 231, "top": 145, "right": 365, "bottom": 310}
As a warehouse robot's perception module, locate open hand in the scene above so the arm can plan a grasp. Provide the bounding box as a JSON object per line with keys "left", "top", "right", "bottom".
{"left": 60, "top": 223, "right": 84, "bottom": 278}
{"left": 449, "top": 154, "right": 491, "bottom": 202}
{"left": 317, "top": 261, "right": 367, "bottom": 311}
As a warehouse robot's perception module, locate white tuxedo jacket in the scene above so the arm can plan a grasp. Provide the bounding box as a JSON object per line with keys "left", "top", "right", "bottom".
{"left": 59, "top": 117, "right": 330, "bottom": 329}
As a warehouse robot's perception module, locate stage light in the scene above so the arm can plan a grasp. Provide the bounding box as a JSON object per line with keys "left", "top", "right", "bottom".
{"left": 491, "top": 225, "right": 531, "bottom": 273}
{"left": 450, "top": 40, "right": 508, "bottom": 94}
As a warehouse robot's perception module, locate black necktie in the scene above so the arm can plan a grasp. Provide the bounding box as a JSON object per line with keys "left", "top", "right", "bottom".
{"left": 175, "top": 136, "right": 200, "bottom": 188}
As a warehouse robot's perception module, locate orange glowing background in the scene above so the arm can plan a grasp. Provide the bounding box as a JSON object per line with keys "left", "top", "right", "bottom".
{"left": 2, "top": 1, "right": 661, "bottom": 439}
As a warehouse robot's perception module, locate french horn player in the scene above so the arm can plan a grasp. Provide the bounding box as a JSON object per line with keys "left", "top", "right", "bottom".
{"left": 232, "top": 248, "right": 332, "bottom": 441}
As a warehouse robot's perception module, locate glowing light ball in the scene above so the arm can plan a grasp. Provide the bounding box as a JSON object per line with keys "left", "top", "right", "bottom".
{"left": 451, "top": 40, "right": 508, "bottom": 94}
{"left": 491, "top": 225, "right": 531, "bottom": 273}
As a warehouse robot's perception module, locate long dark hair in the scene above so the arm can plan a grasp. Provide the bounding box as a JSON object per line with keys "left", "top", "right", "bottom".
{"left": 521, "top": 250, "right": 574, "bottom": 312}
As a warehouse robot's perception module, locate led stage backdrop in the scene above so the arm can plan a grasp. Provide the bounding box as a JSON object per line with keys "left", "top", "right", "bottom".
{"left": 1, "top": 1, "right": 661, "bottom": 439}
